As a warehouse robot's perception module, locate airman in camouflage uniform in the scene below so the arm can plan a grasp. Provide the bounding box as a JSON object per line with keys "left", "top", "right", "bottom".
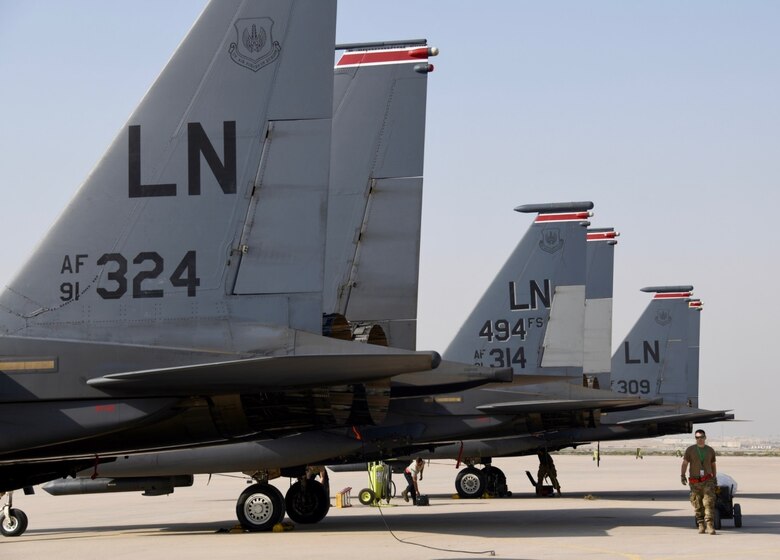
{"left": 681, "top": 429, "right": 717, "bottom": 535}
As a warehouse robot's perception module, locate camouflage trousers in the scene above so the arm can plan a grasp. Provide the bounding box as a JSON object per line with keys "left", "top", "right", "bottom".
{"left": 538, "top": 465, "right": 560, "bottom": 491}
{"left": 689, "top": 479, "right": 716, "bottom": 524}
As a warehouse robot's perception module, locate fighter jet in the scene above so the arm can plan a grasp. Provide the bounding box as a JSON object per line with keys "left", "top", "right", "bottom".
{"left": 0, "top": 1, "right": 511, "bottom": 537}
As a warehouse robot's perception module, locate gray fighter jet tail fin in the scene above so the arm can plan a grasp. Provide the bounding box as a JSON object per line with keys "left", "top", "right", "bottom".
{"left": 583, "top": 228, "right": 619, "bottom": 389}
{"left": 0, "top": 0, "right": 337, "bottom": 343}
{"left": 611, "top": 286, "right": 701, "bottom": 406}
{"left": 444, "top": 202, "right": 593, "bottom": 375}
{"left": 324, "top": 41, "right": 438, "bottom": 350}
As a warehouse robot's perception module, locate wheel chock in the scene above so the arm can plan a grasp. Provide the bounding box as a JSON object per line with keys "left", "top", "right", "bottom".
{"left": 272, "top": 521, "right": 295, "bottom": 532}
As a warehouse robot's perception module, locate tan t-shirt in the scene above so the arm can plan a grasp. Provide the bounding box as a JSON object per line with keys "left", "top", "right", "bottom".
{"left": 684, "top": 444, "right": 716, "bottom": 477}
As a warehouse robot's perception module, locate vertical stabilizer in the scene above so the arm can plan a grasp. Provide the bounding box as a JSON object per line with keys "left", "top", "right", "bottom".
{"left": 583, "top": 228, "right": 618, "bottom": 388}
{"left": 611, "top": 286, "right": 699, "bottom": 405}
{"left": 444, "top": 202, "right": 592, "bottom": 375}
{"left": 324, "top": 42, "right": 437, "bottom": 350}
{"left": 686, "top": 298, "right": 702, "bottom": 408}
{"left": 0, "top": 0, "right": 337, "bottom": 344}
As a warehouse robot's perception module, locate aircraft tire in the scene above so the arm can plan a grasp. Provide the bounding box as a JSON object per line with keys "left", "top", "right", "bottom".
{"left": 455, "top": 466, "right": 485, "bottom": 498}
{"left": 235, "top": 483, "right": 285, "bottom": 532}
{"left": 0, "top": 508, "right": 28, "bottom": 537}
{"left": 733, "top": 503, "right": 742, "bottom": 527}
{"left": 285, "top": 480, "right": 329, "bottom": 524}
{"left": 482, "top": 465, "right": 507, "bottom": 496}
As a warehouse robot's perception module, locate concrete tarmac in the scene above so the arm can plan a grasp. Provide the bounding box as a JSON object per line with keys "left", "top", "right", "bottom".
{"left": 2, "top": 455, "right": 778, "bottom": 559}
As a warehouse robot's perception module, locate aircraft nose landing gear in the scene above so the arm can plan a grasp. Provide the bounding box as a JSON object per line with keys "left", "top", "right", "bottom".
{"left": 1, "top": 493, "right": 29, "bottom": 537}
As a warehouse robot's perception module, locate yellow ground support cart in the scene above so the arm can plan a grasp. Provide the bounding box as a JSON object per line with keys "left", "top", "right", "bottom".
{"left": 358, "top": 461, "right": 396, "bottom": 505}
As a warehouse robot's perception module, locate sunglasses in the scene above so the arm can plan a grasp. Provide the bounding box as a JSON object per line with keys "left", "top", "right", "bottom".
{"left": 695, "top": 435, "right": 706, "bottom": 439}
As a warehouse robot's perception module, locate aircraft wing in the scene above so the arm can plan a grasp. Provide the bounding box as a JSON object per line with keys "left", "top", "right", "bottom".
{"left": 614, "top": 409, "right": 735, "bottom": 425}
{"left": 86, "top": 352, "right": 439, "bottom": 394}
{"left": 476, "top": 397, "right": 653, "bottom": 415}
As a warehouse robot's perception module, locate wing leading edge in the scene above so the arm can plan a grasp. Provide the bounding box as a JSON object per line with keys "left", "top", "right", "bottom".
{"left": 86, "top": 353, "right": 440, "bottom": 393}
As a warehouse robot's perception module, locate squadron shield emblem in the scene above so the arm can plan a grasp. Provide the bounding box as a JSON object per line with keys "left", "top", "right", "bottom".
{"left": 655, "top": 309, "right": 672, "bottom": 326}
{"left": 229, "top": 18, "right": 281, "bottom": 72}
{"left": 539, "top": 228, "right": 564, "bottom": 253}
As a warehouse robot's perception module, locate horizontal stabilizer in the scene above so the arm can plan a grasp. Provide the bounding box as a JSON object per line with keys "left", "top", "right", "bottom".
{"left": 615, "top": 409, "right": 735, "bottom": 426}
{"left": 391, "top": 363, "right": 512, "bottom": 398}
{"left": 507, "top": 375, "right": 583, "bottom": 385}
{"left": 477, "top": 397, "right": 652, "bottom": 415}
{"left": 87, "top": 353, "right": 439, "bottom": 394}
{"left": 392, "top": 374, "right": 585, "bottom": 398}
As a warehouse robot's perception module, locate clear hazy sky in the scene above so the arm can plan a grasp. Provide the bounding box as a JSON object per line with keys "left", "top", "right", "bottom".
{"left": 1, "top": 1, "right": 778, "bottom": 438}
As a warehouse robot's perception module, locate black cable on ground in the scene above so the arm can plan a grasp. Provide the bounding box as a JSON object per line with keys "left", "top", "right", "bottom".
{"left": 373, "top": 501, "right": 495, "bottom": 556}
{"left": 359, "top": 442, "right": 495, "bottom": 556}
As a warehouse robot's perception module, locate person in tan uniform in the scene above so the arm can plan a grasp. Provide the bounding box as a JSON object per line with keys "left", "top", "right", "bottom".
{"left": 537, "top": 450, "right": 561, "bottom": 496}
{"left": 680, "top": 429, "right": 718, "bottom": 534}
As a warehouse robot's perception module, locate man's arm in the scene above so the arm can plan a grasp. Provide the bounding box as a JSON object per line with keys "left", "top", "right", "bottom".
{"left": 680, "top": 457, "right": 690, "bottom": 485}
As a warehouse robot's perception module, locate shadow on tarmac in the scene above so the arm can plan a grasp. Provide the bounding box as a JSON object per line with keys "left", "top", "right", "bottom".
{"left": 19, "top": 495, "right": 780, "bottom": 541}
